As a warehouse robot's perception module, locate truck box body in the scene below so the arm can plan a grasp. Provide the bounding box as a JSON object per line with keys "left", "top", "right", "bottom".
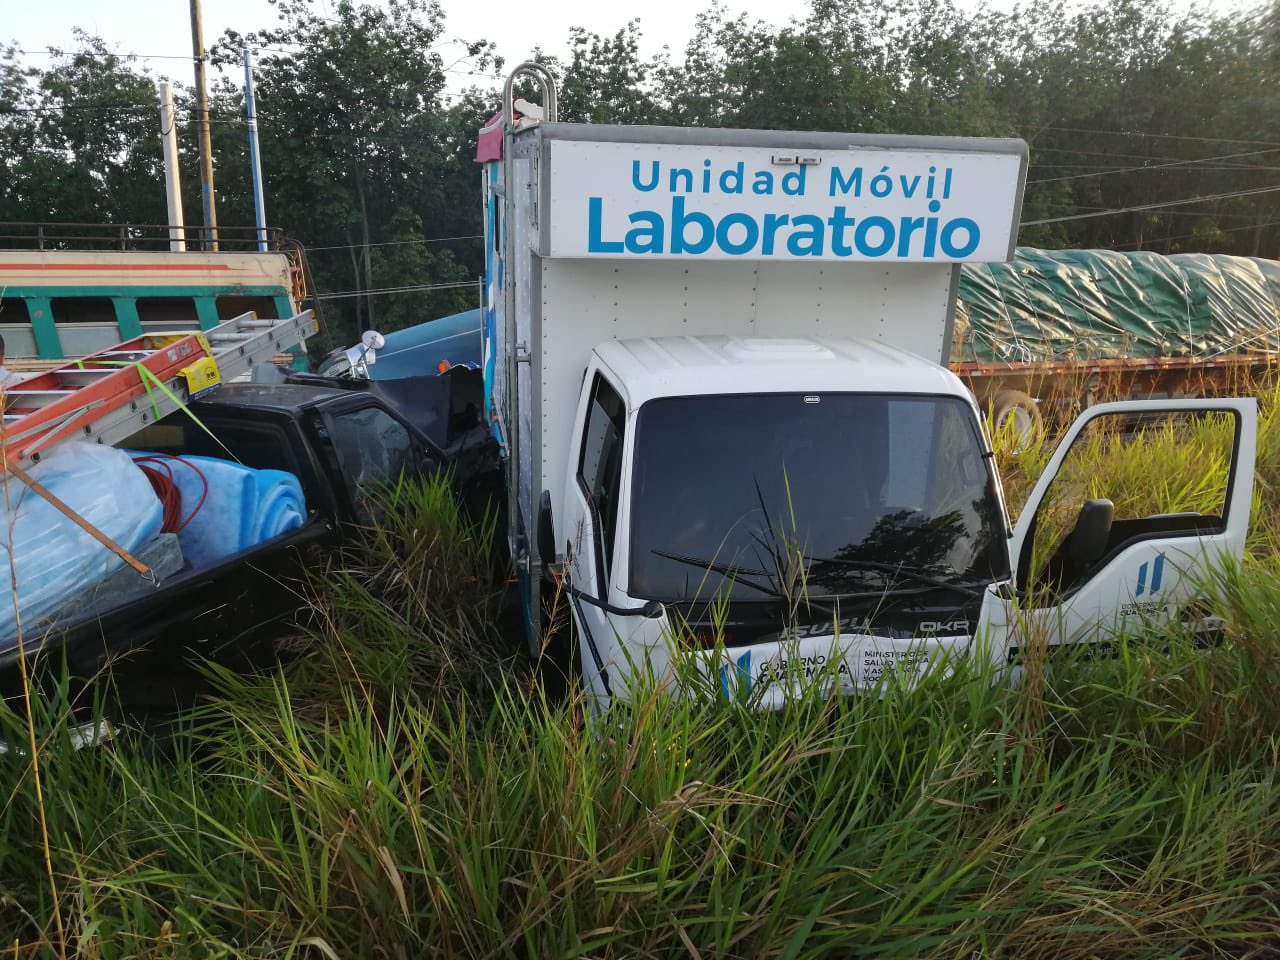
{"left": 483, "top": 123, "right": 1029, "bottom": 576}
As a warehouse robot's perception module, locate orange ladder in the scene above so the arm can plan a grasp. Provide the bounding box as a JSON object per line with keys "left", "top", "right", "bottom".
{"left": 1, "top": 310, "right": 315, "bottom": 466}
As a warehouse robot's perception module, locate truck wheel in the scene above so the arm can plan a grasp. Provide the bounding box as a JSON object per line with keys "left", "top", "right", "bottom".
{"left": 991, "top": 389, "right": 1043, "bottom": 450}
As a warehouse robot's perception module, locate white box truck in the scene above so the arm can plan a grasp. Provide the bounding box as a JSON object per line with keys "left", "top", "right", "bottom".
{"left": 477, "top": 64, "right": 1256, "bottom": 706}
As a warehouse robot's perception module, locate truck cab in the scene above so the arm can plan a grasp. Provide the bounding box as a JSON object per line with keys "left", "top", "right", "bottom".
{"left": 554, "top": 334, "right": 1255, "bottom": 706}
{"left": 483, "top": 65, "right": 1256, "bottom": 706}
{"left": 560, "top": 335, "right": 1008, "bottom": 702}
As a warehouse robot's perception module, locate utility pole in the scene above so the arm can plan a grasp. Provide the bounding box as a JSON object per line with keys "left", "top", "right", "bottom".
{"left": 242, "top": 47, "right": 268, "bottom": 252}
{"left": 157, "top": 81, "right": 186, "bottom": 252}
{"left": 190, "top": 0, "right": 218, "bottom": 250}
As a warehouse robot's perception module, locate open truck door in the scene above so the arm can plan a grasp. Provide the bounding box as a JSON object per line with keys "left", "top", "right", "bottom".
{"left": 991, "top": 398, "right": 1256, "bottom": 662}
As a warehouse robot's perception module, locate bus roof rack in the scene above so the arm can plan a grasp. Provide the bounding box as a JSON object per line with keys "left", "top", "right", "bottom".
{"left": 0, "top": 221, "right": 287, "bottom": 252}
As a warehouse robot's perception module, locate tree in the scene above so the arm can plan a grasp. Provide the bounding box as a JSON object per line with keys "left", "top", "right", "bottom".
{"left": 0, "top": 33, "right": 163, "bottom": 226}
{"left": 556, "top": 22, "right": 666, "bottom": 124}
{"left": 211, "top": 0, "right": 497, "bottom": 340}
{"left": 1, "top": 0, "right": 1276, "bottom": 297}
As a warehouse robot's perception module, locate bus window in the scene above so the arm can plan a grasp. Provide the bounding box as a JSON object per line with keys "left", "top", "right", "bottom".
{"left": 0, "top": 299, "right": 31, "bottom": 324}
{"left": 51, "top": 298, "right": 116, "bottom": 324}
{"left": 0, "top": 299, "right": 38, "bottom": 358}
{"left": 137, "top": 297, "right": 200, "bottom": 330}
{"left": 217, "top": 296, "right": 279, "bottom": 321}
{"left": 50, "top": 297, "right": 120, "bottom": 355}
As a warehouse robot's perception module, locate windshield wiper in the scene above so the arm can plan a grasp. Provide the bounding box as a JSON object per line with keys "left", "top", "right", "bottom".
{"left": 651, "top": 549, "right": 838, "bottom": 611}
{"left": 650, "top": 552, "right": 778, "bottom": 599}
{"left": 651, "top": 549, "right": 985, "bottom": 607}
{"left": 803, "top": 555, "right": 993, "bottom": 600}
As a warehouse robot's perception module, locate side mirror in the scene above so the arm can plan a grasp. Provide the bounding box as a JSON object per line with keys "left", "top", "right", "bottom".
{"left": 1067, "top": 498, "right": 1114, "bottom": 568}
{"left": 361, "top": 330, "right": 386, "bottom": 351}
{"left": 537, "top": 490, "right": 556, "bottom": 565}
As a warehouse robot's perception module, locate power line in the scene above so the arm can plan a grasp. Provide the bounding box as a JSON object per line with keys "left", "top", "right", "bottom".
{"left": 1029, "top": 195, "right": 1260, "bottom": 215}
{"left": 1088, "top": 208, "right": 1261, "bottom": 220}
{"left": 1021, "top": 184, "right": 1280, "bottom": 226}
{"left": 1031, "top": 144, "right": 1251, "bottom": 163}
{"left": 0, "top": 102, "right": 151, "bottom": 115}
{"left": 1032, "top": 166, "right": 1280, "bottom": 177}
{"left": 13, "top": 46, "right": 195, "bottom": 61}
{"left": 1113, "top": 217, "right": 1280, "bottom": 250}
{"left": 1028, "top": 147, "right": 1280, "bottom": 184}
{"left": 16, "top": 40, "right": 485, "bottom": 68}
{"left": 306, "top": 235, "right": 482, "bottom": 252}
{"left": 314, "top": 279, "right": 480, "bottom": 300}
{"left": 1030, "top": 162, "right": 1280, "bottom": 171}
{"left": 1040, "top": 126, "right": 1280, "bottom": 149}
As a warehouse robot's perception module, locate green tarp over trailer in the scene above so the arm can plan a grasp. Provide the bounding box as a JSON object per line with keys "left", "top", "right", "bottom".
{"left": 955, "top": 248, "right": 1280, "bottom": 363}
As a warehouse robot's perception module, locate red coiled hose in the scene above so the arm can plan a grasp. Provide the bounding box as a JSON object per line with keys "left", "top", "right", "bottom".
{"left": 133, "top": 455, "right": 210, "bottom": 533}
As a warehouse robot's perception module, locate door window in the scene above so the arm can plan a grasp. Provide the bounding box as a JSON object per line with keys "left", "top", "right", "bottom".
{"left": 327, "top": 405, "right": 439, "bottom": 521}
{"left": 1020, "top": 408, "right": 1236, "bottom": 596}
{"left": 577, "top": 373, "right": 627, "bottom": 574}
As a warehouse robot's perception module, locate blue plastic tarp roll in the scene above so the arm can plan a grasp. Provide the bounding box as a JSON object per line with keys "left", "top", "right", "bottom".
{"left": 0, "top": 442, "right": 164, "bottom": 647}
{"left": 156, "top": 455, "right": 307, "bottom": 569}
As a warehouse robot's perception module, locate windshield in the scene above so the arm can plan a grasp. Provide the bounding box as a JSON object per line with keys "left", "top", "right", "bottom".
{"left": 628, "top": 393, "right": 1009, "bottom": 603}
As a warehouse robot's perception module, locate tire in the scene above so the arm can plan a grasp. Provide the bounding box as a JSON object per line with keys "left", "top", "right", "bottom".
{"left": 990, "top": 389, "right": 1043, "bottom": 450}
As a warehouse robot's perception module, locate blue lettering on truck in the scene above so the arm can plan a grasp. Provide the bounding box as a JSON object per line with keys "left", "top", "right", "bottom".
{"left": 585, "top": 158, "right": 982, "bottom": 260}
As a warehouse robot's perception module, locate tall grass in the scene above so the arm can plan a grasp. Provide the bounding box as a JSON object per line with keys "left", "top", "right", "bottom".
{"left": 4, "top": 628, "right": 1280, "bottom": 957}
{"left": 291, "top": 474, "right": 513, "bottom": 710}
{"left": 2, "top": 389, "right": 1280, "bottom": 956}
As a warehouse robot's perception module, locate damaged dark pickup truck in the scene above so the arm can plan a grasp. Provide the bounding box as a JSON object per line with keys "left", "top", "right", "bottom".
{"left": 0, "top": 369, "right": 495, "bottom": 705}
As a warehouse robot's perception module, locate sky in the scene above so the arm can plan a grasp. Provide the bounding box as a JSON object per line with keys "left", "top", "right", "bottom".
{"left": 4, "top": 0, "right": 1257, "bottom": 98}
{"left": 5, "top": 0, "right": 824, "bottom": 95}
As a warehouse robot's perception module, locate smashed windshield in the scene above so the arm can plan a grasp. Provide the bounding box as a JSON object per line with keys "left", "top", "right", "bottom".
{"left": 627, "top": 393, "right": 1009, "bottom": 603}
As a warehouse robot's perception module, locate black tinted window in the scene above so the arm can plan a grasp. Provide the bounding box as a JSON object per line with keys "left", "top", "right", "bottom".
{"left": 578, "top": 374, "right": 627, "bottom": 571}
{"left": 183, "top": 421, "right": 300, "bottom": 476}
{"left": 51, "top": 297, "right": 116, "bottom": 324}
{"left": 0, "top": 298, "right": 31, "bottom": 324}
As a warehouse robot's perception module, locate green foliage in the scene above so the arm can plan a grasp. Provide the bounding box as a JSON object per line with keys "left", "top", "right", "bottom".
{"left": 992, "top": 376, "right": 1280, "bottom": 560}
{"left": 294, "top": 471, "right": 512, "bottom": 709}
{"left": 4, "top": 5, "right": 1280, "bottom": 953}
{"left": 556, "top": 22, "right": 665, "bottom": 125}
{"left": 2, "top": 0, "right": 1277, "bottom": 346}
{"left": 208, "top": 0, "right": 497, "bottom": 342}
{"left": 0, "top": 33, "right": 165, "bottom": 225}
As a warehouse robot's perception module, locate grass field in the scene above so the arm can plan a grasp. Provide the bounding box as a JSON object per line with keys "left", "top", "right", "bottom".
{"left": 2, "top": 388, "right": 1280, "bottom": 957}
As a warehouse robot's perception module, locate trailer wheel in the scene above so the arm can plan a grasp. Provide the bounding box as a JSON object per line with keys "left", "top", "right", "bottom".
{"left": 990, "top": 389, "right": 1043, "bottom": 451}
